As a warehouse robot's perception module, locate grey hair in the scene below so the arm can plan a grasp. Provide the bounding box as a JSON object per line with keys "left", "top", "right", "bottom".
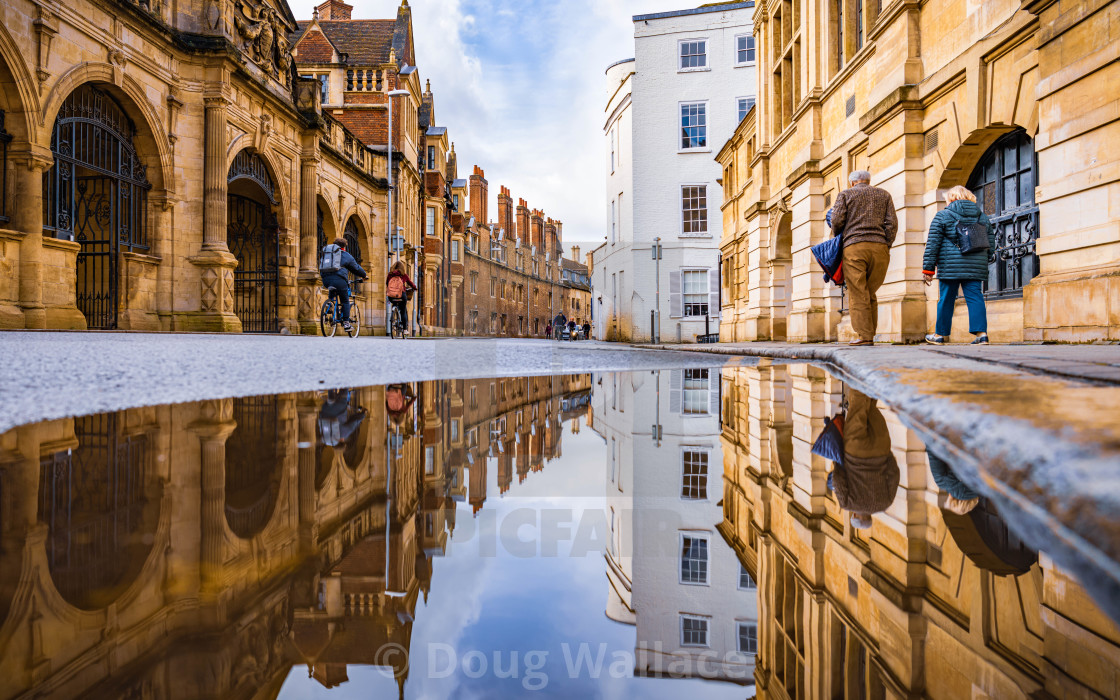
{"left": 849, "top": 170, "right": 871, "bottom": 183}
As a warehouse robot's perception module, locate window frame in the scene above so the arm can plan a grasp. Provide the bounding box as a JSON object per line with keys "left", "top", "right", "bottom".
{"left": 736, "top": 621, "right": 758, "bottom": 655}
{"left": 680, "top": 447, "right": 709, "bottom": 501}
{"left": 680, "top": 184, "right": 709, "bottom": 237}
{"left": 679, "top": 531, "right": 711, "bottom": 586}
{"left": 735, "top": 34, "right": 756, "bottom": 66}
{"left": 738, "top": 563, "right": 756, "bottom": 590}
{"left": 678, "top": 39, "right": 709, "bottom": 72}
{"left": 679, "top": 100, "right": 709, "bottom": 152}
{"left": 736, "top": 96, "right": 756, "bottom": 123}
{"left": 425, "top": 206, "right": 436, "bottom": 237}
{"left": 680, "top": 614, "right": 711, "bottom": 647}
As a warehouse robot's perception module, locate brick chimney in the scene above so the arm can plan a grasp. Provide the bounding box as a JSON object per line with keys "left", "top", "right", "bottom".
{"left": 315, "top": 0, "right": 353, "bottom": 20}
{"left": 570, "top": 245, "right": 580, "bottom": 263}
{"left": 516, "top": 198, "right": 531, "bottom": 250}
{"left": 532, "top": 210, "right": 545, "bottom": 252}
{"left": 469, "top": 166, "right": 488, "bottom": 223}
{"left": 497, "top": 186, "right": 514, "bottom": 240}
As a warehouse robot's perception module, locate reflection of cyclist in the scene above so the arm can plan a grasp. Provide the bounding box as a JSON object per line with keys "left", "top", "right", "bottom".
{"left": 386, "top": 261, "right": 417, "bottom": 332}
{"left": 318, "top": 389, "right": 367, "bottom": 447}
{"left": 319, "top": 238, "right": 367, "bottom": 332}
{"left": 385, "top": 383, "right": 417, "bottom": 429}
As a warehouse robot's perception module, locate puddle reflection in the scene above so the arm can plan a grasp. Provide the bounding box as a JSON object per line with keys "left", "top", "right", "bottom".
{"left": 0, "top": 365, "right": 1116, "bottom": 699}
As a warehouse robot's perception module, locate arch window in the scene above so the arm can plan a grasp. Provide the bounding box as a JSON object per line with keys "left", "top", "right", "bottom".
{"left": 344, "top": 216, "right": 362, "bottom": 265}
{"left": 0, "top": 110, "right": 10, "bottom": 224}
{"left": 317, "top": 205, "right": 327, "bottom": 252}
{"left": 225, "top": 396, "right": 281, "bottom": 538}
{"left": 967, "top": 129, "right": 1039, "bottom": 297}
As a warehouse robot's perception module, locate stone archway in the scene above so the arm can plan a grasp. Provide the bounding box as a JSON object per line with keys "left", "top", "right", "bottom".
{"left": 228, "top": 149, "right": 281, "bottom": 333}
{"left": 771, "top": 211, "right": 793, "bottom": 340}
{"left": 225, "top": 395, "right": 282, "bottom": 539}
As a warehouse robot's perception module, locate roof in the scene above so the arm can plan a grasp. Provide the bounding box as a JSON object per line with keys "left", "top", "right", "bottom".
{"left": 293, "top": 19, "right": 396, "bottom": 63}
{"left": 426, "top": 126, "right": 447, "bottom": 136}
{"left": 605, "top": 57, "right": 636, "bottom": 74}
{"left": 561, "top": 258, "right": 588, "bottom": 273}
{"left": 451, "top": 179, "right": 467, "bottom": 188}
{"left": 633, "top": 1, "right": 753, "bottom": 22}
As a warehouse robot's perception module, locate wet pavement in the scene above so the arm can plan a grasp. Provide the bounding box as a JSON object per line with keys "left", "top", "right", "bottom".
{"left": 1, "top": 361, "right": 1118, "bottom": 699}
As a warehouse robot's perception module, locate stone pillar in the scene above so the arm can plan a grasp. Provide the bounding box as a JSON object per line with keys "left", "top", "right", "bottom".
{"left": 186, "top": 96, "right": 241, "bottom": 333}
{"left": 787, "top": 169, "right": 835, "bottom": 342}
{"left": 297, "top": 155, "right": 321, "bottom": 334}
{"left": 190, "top": 400, "right": 237, "bottom": 596}
{"left": 12, "top": 149, "right": 56, "bottom": 329}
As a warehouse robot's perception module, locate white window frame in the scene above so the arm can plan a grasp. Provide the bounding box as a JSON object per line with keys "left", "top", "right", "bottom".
{"left": 451, "top": 239, "right": 460, "bottom": 262}
{"left": 679, "top": 531, "right": 710, "bottom": 586}
{"left": 678, "top": 101, "right": 709, "bottom": 152}
{"left": 680, "top": 614, "right": 711, "bottom": 647}
{"left": 737, "top": 96, "right": 756, "bottom": 123}
{"left": 735, "top": 34, "right": 756, "bottom": 66}
{"left": 738, "top": 563, "right": 756, "bottom": 590}
{"left": 611, "top": 199, "right": 617, "bottom": 244}
{"left": 680, "top": 184, "right": 709, "bottom": 236}
{"left": 678, "top": 39, "right": 709, "bottom": 72}
{"left": 425, "top": 206, "right": 436, "bottom": 237}
{"left": 681, "top": 270, "right": 710, "bottom": 318}
{"left": 680, "top": 447, "right": 709, "bottom": 501}
{"left": 736, "top": 621, "right": 758, "bottom": 654}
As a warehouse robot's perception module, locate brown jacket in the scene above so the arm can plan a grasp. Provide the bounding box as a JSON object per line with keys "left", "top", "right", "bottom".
{"left": 831, "top": 183, "right": 898, "bottom": 248}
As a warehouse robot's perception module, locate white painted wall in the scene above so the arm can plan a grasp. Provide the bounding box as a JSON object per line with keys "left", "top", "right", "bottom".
{"left": 598, "top": 3, "right": 756, "bottom": 343}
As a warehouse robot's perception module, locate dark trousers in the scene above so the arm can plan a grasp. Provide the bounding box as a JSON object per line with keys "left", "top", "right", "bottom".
{"left": 390, "top": 298, "right": 408, "bottom": 329}
{"left": 323, "top": 274, "right": 351, "bottom": 322}
{"left": 935, "top": 279, "right": 986, "bottom": 336}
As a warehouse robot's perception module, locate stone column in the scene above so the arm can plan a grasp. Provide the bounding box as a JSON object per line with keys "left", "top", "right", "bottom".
{"left": 297, "top": 154, "right": 321, "bottom": 334}
{"left": 12, "top": 148, "right": 56, "bottom": 329}
{"left": 186, "top": 96, "right": 241, "bottom": 333}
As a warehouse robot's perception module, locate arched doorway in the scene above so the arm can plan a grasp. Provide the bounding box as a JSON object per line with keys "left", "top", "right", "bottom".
{"left": 966, "top": 129, "right": 1039, "bottom": 297}
{"left": 228, "top": 150, "right": 279, "bottom": 333}
{"left": 225, "top": 395, "right": 282, "bottom": 538}
{"left": 343, "top": 216, "right": 364, "bottom": 267}
{"left": 38, "top": 412, "right": 159, "bottom": 609}
{"left": 771, "top": 211, "right": 793, "bottom": 340}
{"left": 43, "top": 84, "right": 152, "bottom": 329}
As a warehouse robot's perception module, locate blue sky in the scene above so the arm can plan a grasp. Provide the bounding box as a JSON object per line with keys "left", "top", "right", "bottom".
{"left": 286, "top": 0, "right": 705, "bottom": 256}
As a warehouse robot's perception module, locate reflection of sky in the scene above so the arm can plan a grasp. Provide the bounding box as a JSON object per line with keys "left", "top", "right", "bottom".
{"left": 279, "top": 399, "right": 748, "bottom": 699}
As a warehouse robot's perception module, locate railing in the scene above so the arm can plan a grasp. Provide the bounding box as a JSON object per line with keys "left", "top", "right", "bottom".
{"left": 320, "top": 113, "right": 379, "bottom": 179}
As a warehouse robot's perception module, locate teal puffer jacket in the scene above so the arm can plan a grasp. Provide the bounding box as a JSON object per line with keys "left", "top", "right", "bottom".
{"left": 922, "top": 200, "right": 996, "bottom": 280}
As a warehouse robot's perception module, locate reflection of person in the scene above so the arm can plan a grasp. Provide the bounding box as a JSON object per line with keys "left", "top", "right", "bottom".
{"left": 828, "top": 389, "right": 899, "bottom": 529}
{"left": 386, "top": 383, "right": 416, "bottom": 429}
{"left": 927, "top": 449, "right": 980, "bottom": 515}
{"left": 318, "top": 389, "right": 366, "bottom": 447}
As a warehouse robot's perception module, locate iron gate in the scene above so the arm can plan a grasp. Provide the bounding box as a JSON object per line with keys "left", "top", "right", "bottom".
{"left": 43, "top": 84, "right": 151, "bottom": 329}
{"left": 228, "top": 193, "right": 280, "bottom": 333}
{"left": 225, "top": 395, "right": 281, "bottom": 537}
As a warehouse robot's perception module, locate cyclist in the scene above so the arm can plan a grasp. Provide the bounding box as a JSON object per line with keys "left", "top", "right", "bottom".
{"left": 319, "top": 237, "right": 366, "bottom": 333}
{"left": 386, "top": 261, "right": 417, "bottom": 333}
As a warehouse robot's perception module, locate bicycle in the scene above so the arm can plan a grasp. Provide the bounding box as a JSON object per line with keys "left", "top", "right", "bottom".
{"left": 388, "top": 299, "right": 408, "bottom": 339}
{"left": 320, "top": 282, "right": 362, "bottom": 338}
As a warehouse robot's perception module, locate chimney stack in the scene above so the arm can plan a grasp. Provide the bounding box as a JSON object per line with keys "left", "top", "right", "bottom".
{"left": 315, "top": 0, "right": 353, "bottom": 20}
{"left": 516, "top": 198, "right": 531, "bottom": 250}
{"left": 570, "top": 245, "right": 580, "bottom": 263}
{"left": 497, "top": 186, "right": 514, "bottom": 241}
{"left": 469, "top": 166, "right": 488, "bottom": 223}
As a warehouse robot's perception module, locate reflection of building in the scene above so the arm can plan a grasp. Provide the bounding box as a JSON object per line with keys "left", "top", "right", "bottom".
{"left": 0, "top": 375, "right": 588, "bottom": 699}
{"left": 716, "top": 2, "right": 1119, "bottom": 343}
{"left": 719, "top": 364, "right": 1120, "bottom": 698}
{"left": 593, "top": 369, "right": 756, "bottom": 684}
{"left": 595, "top": 3, "right": 756, "bottom": 342}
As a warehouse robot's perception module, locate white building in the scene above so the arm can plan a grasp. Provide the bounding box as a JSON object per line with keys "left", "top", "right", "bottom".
{"left": 596, "top": 2, "right": 757, "bottom": 343}
{"left": 593, "top": 369, "right": 757, "bottom": 685}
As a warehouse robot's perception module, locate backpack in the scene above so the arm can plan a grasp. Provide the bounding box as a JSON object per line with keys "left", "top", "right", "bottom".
{"left": 386, "top": 387, "right": 405, "bottom": 412}
{"left": 319, "top": 245, "right": 343, "bottom": 273}
{"left": 387, "top": 274, "right": 406, "bottom": 299}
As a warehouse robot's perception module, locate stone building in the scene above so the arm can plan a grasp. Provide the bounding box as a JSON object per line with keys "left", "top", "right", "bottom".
{"left": 717, "top": 1, "right": 1119, "bottom": 342}
{"left": 560, "top": 245, "right": 594, "bottom": 331}
{"left": 718, "top": 363, "right": 1120, "bottom": 697}
{"left": 0, "top": 374, "right": 590, "bottom": 698}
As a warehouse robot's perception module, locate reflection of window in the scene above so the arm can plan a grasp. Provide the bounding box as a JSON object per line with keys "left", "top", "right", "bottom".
{"left": 680, "top": 102, "right": 707, "bottom": 149}
{"left": 681, "top": 450, "right": 708, "bottom": 500}
{"left": 680, "top": 533, "right": 709, "bottom": 584}
{"left": 681, "top": 614, "right": 710, "bottom": 646}
{"left": 737, "top": 622, "right": 758, "bottom": 654}
{"left": 679, "top": 40, "right": 707, "bottom": 70}
{"left": 681, "top": 186, "right": 708, "bottom": 235}
{"left": 451, "top": 419, "right": 460, "bottom": 442}
{"left": 739, "top": 563, "right": 756, "bottom": 589}
{"left": 683, "top": 368, "right": 710, "bottom": 415}
{"left": 682, "top": 271, "right": 710, "bottom": 317}
{"left": 425, "top": 446, "right": 435, "bottom": 475}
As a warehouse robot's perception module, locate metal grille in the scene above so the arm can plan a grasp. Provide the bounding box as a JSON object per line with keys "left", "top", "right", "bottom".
{"left": 968, "top": 129, "right": 1039, "bottom": 297}
{"left": 39, "top": 412, "right": 149, "bottom": 609}
{"left": 0, "top": 110, "right": 10, "bottom": 224}
{"left": 925, "top": 127, "right": 939, "bottom": 153}
{"left": 44, "top": 85, "right": 151, "bottom": 329}
{"left": 227, "top": 150, "right": 275, "bottom": 203}
{"left": 225, "top": 395, "right": 280, "bottom": 538}
{"left": 228, "top": 194, "right": 280, "bottom": 333}
{"left": 344, "top": 217, "right": 362, "bottom": 264}
{"left": 845, "top": 95, "right": 856, "bottom": 117}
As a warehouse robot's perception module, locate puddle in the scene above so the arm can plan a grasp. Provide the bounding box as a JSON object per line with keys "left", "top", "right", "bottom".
{"left": 0, "top": 367, "right": 1116, "bottom": 699}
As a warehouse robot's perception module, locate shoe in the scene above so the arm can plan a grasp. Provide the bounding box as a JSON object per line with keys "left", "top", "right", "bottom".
{"left": 849, "top": 339, "right": 874, "bottom": 346}
{"left": 343, "top": 322, "right": 353, "bottom": 332}
{"left": 970, "top": 334, "right": 989, "bottom": 345}
{"left": 925, "top": 334, "right": 946, "bottom": 345}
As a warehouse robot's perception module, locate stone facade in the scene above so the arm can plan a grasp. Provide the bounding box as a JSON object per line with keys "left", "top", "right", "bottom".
{"left": 0, "top": 374, "right": 591, "bottom": 698}
{"left": 717, "top": 0, "right": 1120, "bottom": 343}
{"left": 718, "top": 363, "right": 1120, "bottom": 697}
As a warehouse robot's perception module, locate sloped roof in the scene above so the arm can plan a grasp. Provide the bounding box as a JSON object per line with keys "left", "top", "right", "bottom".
{"left": 294, "top": 19, "right": 397, "bottom": 64}
{"left": 561, "top": 258, "right": 588, "bottom": 273}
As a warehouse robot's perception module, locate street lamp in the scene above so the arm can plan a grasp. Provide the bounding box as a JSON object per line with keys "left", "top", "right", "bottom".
{"left": 386, "top": 88, "right": 410, "bottom": 336}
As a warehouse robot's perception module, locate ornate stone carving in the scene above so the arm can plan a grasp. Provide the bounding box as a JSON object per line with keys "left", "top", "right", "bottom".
{"left": 222, "top": 268, "right": 234, "bottom": 312}
{"left": 298, "top": 284, "right": 313, "bottom": 319}
{"left": 201, "top": 268, "right": 220, "bottom": 312}
{"left": 233, "top": 0, "right": 292, "bottom": 87}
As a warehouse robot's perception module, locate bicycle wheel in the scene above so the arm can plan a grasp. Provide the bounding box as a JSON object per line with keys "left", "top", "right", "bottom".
{"left": 346, "top": 306, "right": 360, "bottom": 338}
{"left": 320, "top": 300, "right": 338, "bottom": 337}
{"left": 390, "top": 307, "right": 402, "bottom": 339}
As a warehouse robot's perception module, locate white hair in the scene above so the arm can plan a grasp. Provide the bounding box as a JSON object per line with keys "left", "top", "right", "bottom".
{"left": 849, "top": 170, "right": 871, "bottom": 183}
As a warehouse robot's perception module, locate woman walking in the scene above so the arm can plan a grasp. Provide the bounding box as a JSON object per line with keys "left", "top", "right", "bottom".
{"left": 922, "top": 186, "right": 996, "bottom": 344}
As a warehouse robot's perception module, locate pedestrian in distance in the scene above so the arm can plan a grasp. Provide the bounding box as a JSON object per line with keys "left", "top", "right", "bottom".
{"left": 545, "top": 322, "right": 552, "bottom": 339}
{"left": 922, "top": 186, "right": 996, "bottom": 345}
{"left": 583, "top": 321, "right": 591, "bottom": 340}
{"left": 829, "top": 170, "right": 898, "bottom": 346}
{"left": 567, "top": 320, "right": 577, "bottom": 341}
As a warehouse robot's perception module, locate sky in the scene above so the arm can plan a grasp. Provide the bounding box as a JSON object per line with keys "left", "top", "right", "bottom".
{"left": 285, "top": 0, "right": 706, "bottom": 259}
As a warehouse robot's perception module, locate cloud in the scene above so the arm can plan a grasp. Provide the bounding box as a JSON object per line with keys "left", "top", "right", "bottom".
{"left": 285, "top": 0, "right": 695, "bottom": 253}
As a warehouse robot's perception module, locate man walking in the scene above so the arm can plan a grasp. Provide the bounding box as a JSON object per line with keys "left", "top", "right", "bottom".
{"left": 829, "top": 170, "right": 897, "bottom": 345}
